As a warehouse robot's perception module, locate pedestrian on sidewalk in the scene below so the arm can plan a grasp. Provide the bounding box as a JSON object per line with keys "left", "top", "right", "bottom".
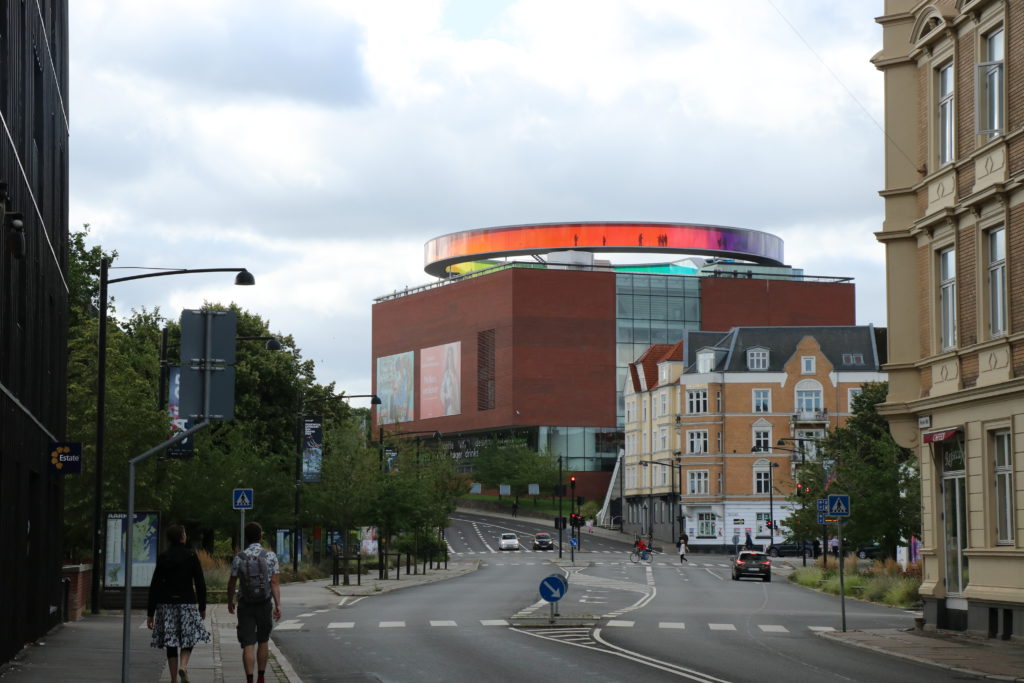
{"left": 147, "top": 524, "right": 210, "bottom": 683}
{"left": 677, "top": 532, "right": 689, "bottom": 562}
{"left": 228, "top": 522, "right": 282, "bottom": 683}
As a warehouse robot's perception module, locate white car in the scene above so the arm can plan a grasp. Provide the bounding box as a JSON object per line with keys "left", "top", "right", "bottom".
{"left": 498, "top": 532, "right": 519, "bottom": 551}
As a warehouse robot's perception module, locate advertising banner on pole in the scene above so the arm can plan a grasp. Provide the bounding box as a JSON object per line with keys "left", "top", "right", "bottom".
{"left": 301, "top": 416, "right": 323, "bottom": 483}
{"left": 167, "top": 366, "right": 194, "bottom": 459}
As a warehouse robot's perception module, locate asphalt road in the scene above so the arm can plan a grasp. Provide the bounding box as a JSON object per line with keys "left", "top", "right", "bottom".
{"left": 272, "top": 513, "right": 981, "bottom": 682}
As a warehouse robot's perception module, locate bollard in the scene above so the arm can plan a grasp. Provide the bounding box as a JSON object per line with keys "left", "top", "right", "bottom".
{"left": 332, "top": 553, "right": 339, "bottom": 586}
{"left": 357, "top": 554, "right": 362, "bottom": 586}
{"left": 406, "top": 553, "right": 411, "bottom": 575}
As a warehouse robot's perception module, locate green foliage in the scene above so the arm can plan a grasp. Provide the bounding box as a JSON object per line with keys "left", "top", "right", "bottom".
{"left": 471, "top": 439, "right": 559, "bottom": 497}
{"left": 791, "top": 566, "right": 824, "bottom": 587}
{"left": 781, "top": 382, "right": 920, "bottom": 554}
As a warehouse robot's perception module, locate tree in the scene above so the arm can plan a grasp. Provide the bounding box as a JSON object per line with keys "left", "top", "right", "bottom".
{"left": 472, "top": 437, "right": 559, "bottom": 499}
{"left": 783, "top": 382, "right": 920, "bottom": 557}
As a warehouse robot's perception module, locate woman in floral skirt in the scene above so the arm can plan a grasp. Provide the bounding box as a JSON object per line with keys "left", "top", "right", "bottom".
{"left": 147, "top": 524, "right": 210, "bottom": 683}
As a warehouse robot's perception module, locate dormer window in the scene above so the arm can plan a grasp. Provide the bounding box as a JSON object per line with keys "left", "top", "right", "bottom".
{"left": 747, "top": 348, "right": 768, "bottom": 371}
{"left": 801, "top": 356, "right": 815, "bottom": 374}
{"left": 697, "top": 350, "right": 715, "bottom": 373}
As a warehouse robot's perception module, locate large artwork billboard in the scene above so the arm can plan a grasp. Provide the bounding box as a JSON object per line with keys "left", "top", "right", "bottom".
{"left": 104, "top": 511, "right": 159, "bottom": 588}
{"left": 420, "top": 342, "right": 461, "bottom": 419}
{"left": 377, "top": 351, "right": 414, "bottom": 424}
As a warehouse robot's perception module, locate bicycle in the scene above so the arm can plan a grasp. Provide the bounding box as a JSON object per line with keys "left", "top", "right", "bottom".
{"left": 629, "top": 548, "right": 654, "bottom": 563}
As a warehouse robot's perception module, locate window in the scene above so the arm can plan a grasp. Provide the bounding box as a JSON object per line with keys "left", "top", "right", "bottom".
{"left": 642, "top": 398, "right": 647, "bottom": 421}
{"left": 938, "top": 62, "right": 954, "bottom": 166}
{"left": 939, "top": 247, "right": 956, "bottom": 349}
{"left": 689, "top": 470, "right": 709, "bottom": 494}
{"left": 659, "top": 391, "right": 668, "bottom": 416}
{"left": 994, "top": 430, "right": 1013, "bottom": 544}
{"left": 848, "top": 388, "right": 862, "bottom": 412}
{"left": 625, "top": 399, "right": 634, "bottom": 423}
{"left": 977, "top": 28, "right": 1004, "bottom": 138}
{"left": 796, "top": 388, "right": 822, "bottom": 413}
{"left": 687, "top": 430, "right": 708, "bottom": 454}
{"left": 988, "top": 227, "right": 1006, "bottom": 337}
{"left": 697, "top": 512, "right": 716, "bottom": 537}
{"left": 841, "top": 353, "right": 864, "bottom": 365}
{"left": 795, "top": 430, "right": 824, "bottom": 458}
{"left": 756, "top": 512, "right": 771, "bottom": 537}
{"left": 697, "top": 350, "right": 715, "bottom": 373}
{"left": 747, "top": 348, "right": 768, "bottom": 370}
{"left": 755, "top": 470, "right": 771, "bottom": 494}
{"left": 801, "top": 356, "right": 815, "bottom": 374}
{"left": 753, "top": 429, "right": 771, "bottom": 453}
{"left": 753, "top": 389, "right": 771, "bottom": 413}
{"left": 687, "top": 389, "right": 708, "bottom": 414}
{"left": 659, "top": 426, "right": 668, "bottom": 451}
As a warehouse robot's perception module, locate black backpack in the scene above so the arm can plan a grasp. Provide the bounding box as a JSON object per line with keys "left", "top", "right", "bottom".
{"left": 236, "top": 549, "right": 271, "bottom": 603}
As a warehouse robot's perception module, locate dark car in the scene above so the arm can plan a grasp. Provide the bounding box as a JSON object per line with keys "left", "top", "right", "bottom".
{"left": 732, "top": 550, "right": 772, "bottom": 582}
{"left": 532, "top": 532, "right": 554, "bottom": 551}
{"left": 766, "top": 539, "right": 809, "bottom": 557}
{"left": 856, "top": 542, "right": 882, "bottom": 559}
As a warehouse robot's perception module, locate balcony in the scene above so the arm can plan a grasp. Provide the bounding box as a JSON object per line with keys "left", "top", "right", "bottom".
{"left": 792, "top": 408, "right": 828, "bottom": 424}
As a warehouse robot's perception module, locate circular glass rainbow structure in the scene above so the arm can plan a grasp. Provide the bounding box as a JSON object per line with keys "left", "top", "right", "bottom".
{"left": 424, "top": 221, "right": 785, "bottom": 277}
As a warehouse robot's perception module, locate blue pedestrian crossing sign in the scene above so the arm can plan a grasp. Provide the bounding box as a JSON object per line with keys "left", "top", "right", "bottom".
{"left": 539, "top": 574, "right": 568, "bottom": 602}
{"left": 827, "top": 494, "right": 850, "bottom": 517}
{"left": 232, "top": 488, "right": 254, "bottom": 510}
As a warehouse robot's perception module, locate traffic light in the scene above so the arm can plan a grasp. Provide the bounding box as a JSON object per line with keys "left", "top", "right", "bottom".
{"left": 765, "top": 520, "right": 773, "bottom": 529}
{"left": 570, "top": 475, "right": 577, "bottom": 490}
{"left": 576, "top": 496, "right": 585, "bottom": 507}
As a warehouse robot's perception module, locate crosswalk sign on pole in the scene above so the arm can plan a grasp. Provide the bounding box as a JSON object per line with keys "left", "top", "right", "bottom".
{"left": 827, "top": 494, "right": 850, "bottom": 517}
{"left": 233, "top": 488, "right": 254, "bottom": 510}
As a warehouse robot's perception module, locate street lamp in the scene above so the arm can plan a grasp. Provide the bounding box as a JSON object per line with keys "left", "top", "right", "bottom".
{"left": 92, "top": 258, "right": 254, "bottom": 614}
{"left": 767, "top": 461, "right": 780, "bottom": 549}
{"left": 639, "top": 458, "right": 682, "bottom": 541}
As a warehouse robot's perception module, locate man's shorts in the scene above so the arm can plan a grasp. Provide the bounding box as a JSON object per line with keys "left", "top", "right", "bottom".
{"left": 236, "top": 599, "right": 273, "bottom": 647}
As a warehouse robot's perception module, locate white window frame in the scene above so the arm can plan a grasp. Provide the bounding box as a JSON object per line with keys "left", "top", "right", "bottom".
{"left": 697, "top": 511, "right": 716, "bottom": 537}
{"left": 659, "top": 390, "right": 668, "bottom": 417}
{"left": 753, "top": 428, "right": 771, "bottom": 453}
{"left": 752, "top": 388, "right": 771, "bottom": 413}
{"left": 987, "top": 227, "right": 1007, "bottom": 337}
{"left": 687, "top": 430, "right": 708, "bottom": 454}
{"left": 847, "top": 387, "right": 862, "bottom": 412}
{"left": 688, "top": 470, "right": 709, "bottom": 495}
{"left": 795, "top": 429, "right": 824, "bottom": 458}
{"left": 755, "top": 470, "right": 771, "bottom": 495}
{"left": 801, "top": 356, "right": 815, "bottom": 374}
{"left": 795, "top": 383, "right": 823, "bottom": 413}
{"left": 755, "top": 511, "right": 771, "bottom": 537}
{"left": 659, "top": 426, "right": 668, "bottom": 451}
{"left": 938, "top": 61, "right": 955, "bottom": 166}
{"left": 976, "top": 27, "right": 1004, "bottom": 138}
{"left": 939, "top": 247, "right": 957, "bottom": 350}
{"left": 994, "top": 430, "right": 1013, "bottom": 544}
{"left": 747, "top": 348, "right": 768, "bottom": 371}
{"left": 626, "top": 399, "right": 634, "bottom": 424}
{"left": 687, "top": 388, "right": 708, "bottom": 414}
{"left": 697, "top": 350, "right": 715, "bottom": 373}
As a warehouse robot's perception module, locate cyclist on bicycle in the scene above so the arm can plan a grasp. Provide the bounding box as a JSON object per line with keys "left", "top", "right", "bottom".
{"left": 635, "top": 537, "right": 649, "bottom": 561}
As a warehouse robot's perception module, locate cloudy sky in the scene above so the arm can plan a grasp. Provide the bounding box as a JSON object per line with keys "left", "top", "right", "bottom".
{"left": 70, "top": 1, "right": 885, "bottom": 406}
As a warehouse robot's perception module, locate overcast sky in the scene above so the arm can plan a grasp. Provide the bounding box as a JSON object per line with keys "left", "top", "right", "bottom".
{"left": 70, "top": 1, "right": 885, "bottom": 406}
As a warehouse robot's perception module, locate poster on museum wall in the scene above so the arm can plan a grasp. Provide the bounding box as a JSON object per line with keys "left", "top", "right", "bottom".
{"left": 376, "top": 351, "right": 414, "bottom": 424}
{"left": 420, "top": 341, "right": 461, "bottom": 419}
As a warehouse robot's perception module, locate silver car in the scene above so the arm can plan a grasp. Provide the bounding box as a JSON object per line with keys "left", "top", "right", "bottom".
{"left": 498, "top": 532, "right": 519, "bottom": 551}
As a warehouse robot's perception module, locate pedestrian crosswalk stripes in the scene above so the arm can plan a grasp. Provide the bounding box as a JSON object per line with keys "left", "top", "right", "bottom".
{"left": 300, "top": 619, "right": 838, "bottom": 632}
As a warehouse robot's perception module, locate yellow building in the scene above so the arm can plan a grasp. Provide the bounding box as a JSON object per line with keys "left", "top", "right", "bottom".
{"left": 873, "top": 0, "right": 1023, "bottom": 636}
{"left": 623, "top": 326, "right": 885, "bottom": 552}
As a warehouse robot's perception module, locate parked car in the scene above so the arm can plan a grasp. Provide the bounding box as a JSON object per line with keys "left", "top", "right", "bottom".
{"left": 532, "top": 532, "right": 554, "bottom": 551}
{"left": 856, "top": 542, "right": 882, "bottom": 559}
{"left": 732, "top": 550, "right": 772, "bottom": 582}
{"left": 766, "top": 539, "right": 809, "bottom": 557}
{"left": 498, "top": 532, "right": 520, "bottom": 551}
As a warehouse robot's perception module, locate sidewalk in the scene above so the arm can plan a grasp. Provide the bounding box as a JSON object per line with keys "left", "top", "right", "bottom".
{"left": 0, "top": 558, "right": 480, "bottom": 682}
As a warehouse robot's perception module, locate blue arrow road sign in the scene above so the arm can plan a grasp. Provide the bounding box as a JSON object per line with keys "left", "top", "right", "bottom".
{"left": 569, "top": 537, "right": 578, "bottom": 548}
{"left": 233, "top": 488, "right": 254, "bottom": 510}
{"left": 817, "top": 512, "right": 839, "bottom": 525}
{"left": 828, "top": 494, "right": 851, "bottom": 517}
{"left": 539, "top": 574, "right": 568, "bottom": 602}
{"left": 817, "top": 498, "right": 828, "bottom": 512}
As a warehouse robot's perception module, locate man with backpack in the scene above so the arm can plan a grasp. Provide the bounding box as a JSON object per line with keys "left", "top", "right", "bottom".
{"left": 227, "top": 522, "right": 281, "bottom": 683}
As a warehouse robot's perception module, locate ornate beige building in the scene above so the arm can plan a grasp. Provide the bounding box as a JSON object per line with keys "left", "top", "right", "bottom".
{"left": 874, "top": 0, "right": 1023, "bottom": 636}
{"left": 622, "top": 327, "right": 885, "bottom": 552}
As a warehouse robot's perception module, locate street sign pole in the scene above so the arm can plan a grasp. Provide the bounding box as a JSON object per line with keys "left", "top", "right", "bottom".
{"left": 240, "top": 509, "right": 245, "bottom": 553}
{"left": 839, "top": 519, "right": 847, "bottom": 632}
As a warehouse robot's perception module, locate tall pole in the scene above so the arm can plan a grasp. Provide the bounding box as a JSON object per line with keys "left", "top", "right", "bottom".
{"left": 768, "top": 463, "right": 775, "bottom": 551}
{"left": 91, "top": 258, "right": 110, "bottom": 613}
{"left": 293, "top": 415, "right": 301, "bottom": 574}
{"left": 557, "top": 458, "right": 563, "bottom": 559}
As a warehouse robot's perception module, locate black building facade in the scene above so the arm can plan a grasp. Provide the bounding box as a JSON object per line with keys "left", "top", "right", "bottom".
{"left": 0, "top": 0, "right": 70, "bottom": 663}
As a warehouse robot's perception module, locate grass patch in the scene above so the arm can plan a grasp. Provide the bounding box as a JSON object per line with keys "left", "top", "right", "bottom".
{"left": 789, "top": 558, "right": 922, "bottom": 608}
{"left": 791, "top": 566, "right": 824, "bottom": 587}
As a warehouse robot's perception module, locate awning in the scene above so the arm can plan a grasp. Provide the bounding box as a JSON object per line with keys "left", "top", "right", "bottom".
{"left": 923, "top": 427, "right": 963, "bottom": 444}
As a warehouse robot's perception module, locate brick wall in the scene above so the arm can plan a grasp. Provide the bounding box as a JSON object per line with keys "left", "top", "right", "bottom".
{"left": 958, "top": 30, "right": 976, "bottom": 167}
{"left": 961, "top": 351, "right": 979, "bottom": 388}
{"left": 1010, "top": 2, "right": 1024, "bottom": 174}
{"left": 1010, "top": 206, "right": 1024, "bottom": 335}
{"left": 959, "top": 224, "right": 977, "bottom": 347}
{"left": 61, "top": 565, "right": 91, "bottom": 622}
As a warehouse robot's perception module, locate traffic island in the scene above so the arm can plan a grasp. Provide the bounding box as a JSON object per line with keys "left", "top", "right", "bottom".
{"left": 509, "top": 616, "right": 601, "bottom": 628}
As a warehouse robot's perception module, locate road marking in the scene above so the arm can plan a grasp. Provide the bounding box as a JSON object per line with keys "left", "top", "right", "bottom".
{"left": 659, "top": 622, "right": 686, "bottom": 629}
{"left": 758, "top": 625, "right": 788, "bottom": 633}
{"left": 296, "top": 612, "right": 315, "bottom": 618}
{"left": 809, "top": 626, "right": 836, "bottom": 632}
{"left": 606, "top": 620, "right": 634, "bottom": 627}
{"left": 708, "top": 623, "right": 736, "bottom": 631}
{"left": 327, "top": 622, "right": 354, "bottom": 629}
{"left": 480, "top": 619, "right": 508, "bottom": 626}
{"left": 379, "top": 621, "right": 405, "bottom": 628}
{"left": 275, "top": 620, "right": 303, "bottom": 630}
{"left": 430, "top": 620, "right": 457, "bottom": 627}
